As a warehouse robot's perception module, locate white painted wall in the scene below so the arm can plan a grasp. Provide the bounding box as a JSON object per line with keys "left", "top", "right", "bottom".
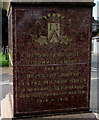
{"left": 97, "top": 1, "right": 99, "bottom": 21}
{"left": 92, "top": 37, "right": 99, "bottom": 54}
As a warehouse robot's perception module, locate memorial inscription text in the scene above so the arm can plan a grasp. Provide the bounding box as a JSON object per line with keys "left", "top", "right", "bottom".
{"left": 13, "top": 7, "right": 91, "bottom": 115}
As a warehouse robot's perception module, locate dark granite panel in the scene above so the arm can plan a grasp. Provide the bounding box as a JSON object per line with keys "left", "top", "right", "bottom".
{"left": 8, "top": 3, "right": 92, "bottom": 117}
{"left": 13, "top": 64, "right": 90, "bottom": 116}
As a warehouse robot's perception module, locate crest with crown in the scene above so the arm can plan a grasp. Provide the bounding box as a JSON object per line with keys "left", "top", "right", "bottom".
{"left": 29, "top": 13, "right": 72, "bottom": 46}
{"left": 43, "top": 13, "right": 65, "bottom": 23}
{"left": 43, "top": 13, "right": 65, "bottom": 43}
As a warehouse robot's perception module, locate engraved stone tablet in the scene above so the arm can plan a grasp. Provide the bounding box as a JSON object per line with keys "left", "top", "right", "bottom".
{"left": 8, "top": 2, "right": 94, "bottom": 117}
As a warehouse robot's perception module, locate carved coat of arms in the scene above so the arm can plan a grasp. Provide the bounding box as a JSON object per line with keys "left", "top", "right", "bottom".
{"left": 29, "top": 13, "right": 72, "bottom": 46}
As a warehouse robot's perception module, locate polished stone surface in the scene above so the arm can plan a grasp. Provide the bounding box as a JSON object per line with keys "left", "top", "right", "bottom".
{"left": 8, "top": 2, "right": 93, "bottom": 117}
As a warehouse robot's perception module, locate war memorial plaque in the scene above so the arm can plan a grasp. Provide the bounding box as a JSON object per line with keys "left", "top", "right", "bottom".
{"left": 8, "top": 2, "right": 94, "bottom": 117}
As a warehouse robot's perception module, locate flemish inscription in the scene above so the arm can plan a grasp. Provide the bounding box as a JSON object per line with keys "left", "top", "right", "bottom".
{"left": 27, "top": 72, "right": 80, "bottom": 79}
{"left": 24, "top": 52, "right": 79, "bottom": 58}
{"left": 18, "top": 78, "right": 86, "bottom": 87}
{"left": 19, "top": 90, "right": 86, "bottom": 98}
{"left": 13, "top": 7, "right": 92, "bottom": 115}
{"left": 27, "top": 59, "right": 78, "bottom": 64}
{"left": 18, "top": 84, "right": 85, "bottom": 92}
{"left": 20, "top": 52, "right": 79, "bottom": 65}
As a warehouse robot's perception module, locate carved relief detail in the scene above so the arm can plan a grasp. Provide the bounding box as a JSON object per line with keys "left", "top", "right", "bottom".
{"left": 29, "top": 13, "right": 72, "bottom": 46}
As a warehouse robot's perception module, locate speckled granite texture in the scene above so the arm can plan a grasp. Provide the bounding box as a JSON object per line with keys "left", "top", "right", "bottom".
{"left": 8, "top": 2, "right": 94, "bottom": 117}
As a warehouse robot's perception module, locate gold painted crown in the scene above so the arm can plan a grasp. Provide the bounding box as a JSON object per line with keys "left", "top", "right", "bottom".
{"left": 43, "top": 13, "right": 65, "bottom": 23}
